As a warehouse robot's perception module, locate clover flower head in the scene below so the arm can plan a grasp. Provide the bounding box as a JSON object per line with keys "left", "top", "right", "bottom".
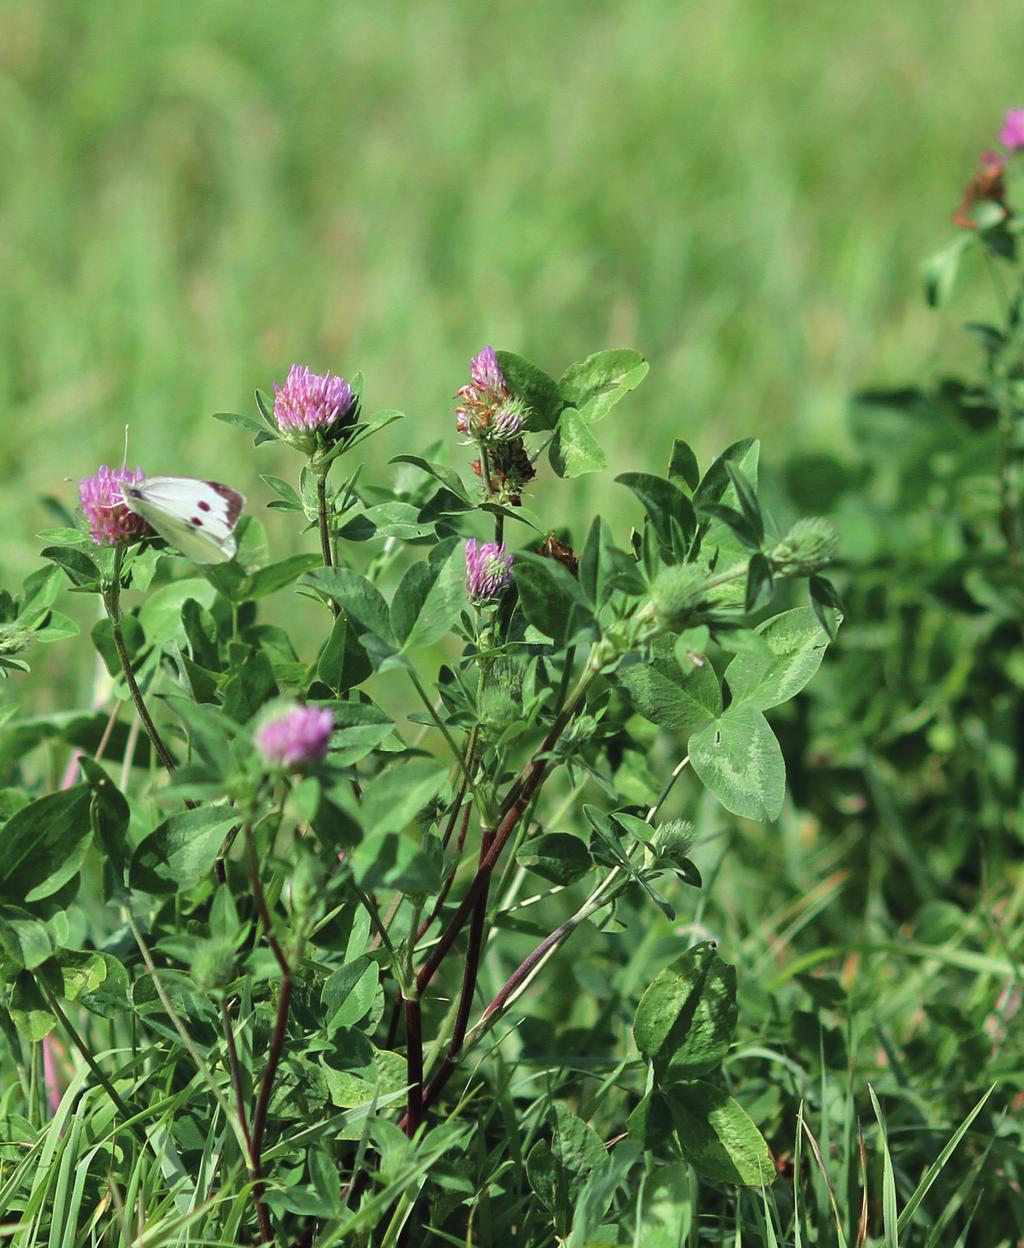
{"left": 470, "top": 345, "right": 505, "bottom": 391}
{"left": 455, "top": 345, "right": 529, "bottom": 444}
{"left": 254, "top": 703, "right": 334, "bottom": 769}
{"left": 79, "top": 465, "right": 150, "bottom": 547}
{"left": 465, "top": 538, "right": 515, "bottom": 603}
{"left": 1000, "top": 108, "right": 1024, "bottom": 152}
{"left": 273, "top": 365, "right": 355, "bottom": 436}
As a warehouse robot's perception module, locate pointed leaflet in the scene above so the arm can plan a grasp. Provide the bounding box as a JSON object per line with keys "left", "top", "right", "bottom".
{"left": 633, "top": 941, "right": 737, "bottom": 1078}
{"left": 390, "top": 542, "right": 467, "bottom": 652}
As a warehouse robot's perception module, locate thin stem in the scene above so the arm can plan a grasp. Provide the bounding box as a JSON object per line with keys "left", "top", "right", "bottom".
{"left": 244, "top": 825, "right": 295, "bottom": 1244}
{"left": 316, "top": 473, "right": 340, "bottom": 617}
{"left": 125, "top": 911, "right": 239, "bottom": 1133}
{"left": 105, "top": 545, "right": 178, "bottom": 776}
{"left": 39, "top": 985, "right": 136, "bottom": 1127}
{"left": 403, "top": 996, "right": 423, "bottom": 1136}
{"left": 221, "top": 999, "right": 273, "bottom": 1243}
{"left": 406, "top": 667, "right": 479, "bottom": 802}
{"left": 416, "top": 755, "right": 693, "bottom": 1117}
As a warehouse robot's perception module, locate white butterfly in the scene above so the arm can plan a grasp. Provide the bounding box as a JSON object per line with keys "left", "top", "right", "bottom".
{"left": 122, "top": 477, "right": 245, "bottom": 564}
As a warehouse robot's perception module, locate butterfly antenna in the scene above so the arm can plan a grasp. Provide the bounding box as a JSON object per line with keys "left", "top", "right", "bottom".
{"left": 121, "top": 424, "right": 130, "bottom": 472}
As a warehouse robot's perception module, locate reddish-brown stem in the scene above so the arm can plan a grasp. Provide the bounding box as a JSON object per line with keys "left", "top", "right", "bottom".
{"left": 414, "top": 912, "right": 577, "bottom": 1122}
{"left": 244, "top": 828, "right": 293, "bottom": 1244}
{"left": 222, "top": 1000, "right": 271, "bottom": 1242}
{"left": 415, "top": 800, "right": 473, "bottom": 944}
{"left": 404, "top": 997, "right": 424, "bottom": 1136}
{"left": 415, "top": 757, "right": 548, "bottom": 997}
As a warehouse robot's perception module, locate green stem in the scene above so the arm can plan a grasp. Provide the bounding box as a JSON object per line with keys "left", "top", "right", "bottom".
{"left": 40, "top": 984, "right": 137, "bottom": 1128}
{"left": 316, "top": 472, "right": 340, "bottom": 617}
{"left": 105, "top": 545, "right": 178, "bottom": 776}
{"left": 406, "top": 667, "right": 485, "bottom": 811}
{"left": 125, "top": 910, "right": 242, "bottom": 1143}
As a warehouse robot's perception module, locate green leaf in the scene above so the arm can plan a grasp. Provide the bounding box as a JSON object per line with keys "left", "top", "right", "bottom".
{"left": 139, "top": 579, "right": 216, "bottom": 648}
{"left": 240, "top": 554, "right": 324, "bottom": 600}
{"left": 558, "top": 349, "right": 649, "bottom": 423}
{"left": 633, "top": 941, "right": 737, "bottom": 1078}
{"left": 667, "top": 1082, "right": 775, "bottom": 1186}
{"left": 693, "top": 439, "right": 760, "bottom": 508}
{"left": 389, "top": 455, "right": 472, "bottom": 505}
{"left": 0, "top": 905, "right": 54, "bottom": 970}
{"left": 512, "top": 551, "right": 593, "bottom": 646}
{"left": 9, "top": 970, "right": 56, "bottom": 1039}
{"left": 213, "top": 409, "right": 269, "bottom": 436}
{"left": 668, "top": 440, "right": 700, "bottom": 492}
{"left": 317, "top": 612, "right": 372, "bottom": 693}
{"left": 923, "top": 233, "right": 973, "bottom": 308}
{"left": 616, "top": 473, "right": 696, "bottom": 550}
{"left": 302, "top": 568, "right": 396, "bottom": 648}
{"left": 495, "top": 350, "right": 564, "bottom": 431}
{"left": 78, "top": 953, "right": 130, "bottom": 1019}
{"left": 131, "top": 808, "right": 237, "bottom": 893}
{"left": 618, "top": 638, "right": 721, "bottom": 733}
{"left": 725, "top": 607, "right": 832, "bottom": 711}
{"left": 33, "top": 611, "right": 80, "bottom": 644}
{"left": 0, "top": 785, "right": 93, "bottom": 904}
{"left": 351, "top": 828, "right": 443, "bottom": 895}
{"left": 549, "top": 407, "right": 608, "bottom": 478}
{"left": 391, "top": 545, "right": 467, "bottom": 652}
{"left": 91, "top": 615, "right": 145, "bottom": 677}
{"left": 323, "top": 957, "right": 381, "bottom": 1031}
{"left": 58, "top": 949, "right": 107, "bottom": 1001}
{"left": 527, "top": 1105, "right": 607, "bottom": 1217}
{"left": 318, "top": 700, "right": 394, "bottom": 765}
{"left": 516, "top": 832, "right": 591, "bottom": 885}
{"left": 359, "top": 760, "right": 448, "bottom": 835}
{"left": 634, "top": 1163, "right": 695, "bottom": 1248}
{"left": 40, "top": 545, "right": 101, "bottom": 589}
{"left": 222, "top": 644, "right": 279, "bottom": 723}
{"left": 689, "top": 705, "right": 785, "bottom": 822}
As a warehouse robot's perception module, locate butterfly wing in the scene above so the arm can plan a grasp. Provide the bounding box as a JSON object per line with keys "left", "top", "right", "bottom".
{"left": 124, "top": 478, "right": 245, "bottom": 564}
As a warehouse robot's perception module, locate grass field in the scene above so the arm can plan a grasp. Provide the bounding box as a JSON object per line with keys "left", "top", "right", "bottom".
{"left": 2, "top": 8, "right": 1024, "bottom": 1241}
{"left": 4, "top": 0, "right": 1024, "bottom": 582}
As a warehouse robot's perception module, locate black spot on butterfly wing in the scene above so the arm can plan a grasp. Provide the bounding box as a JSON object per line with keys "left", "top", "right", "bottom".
{"left": 191, "top": 517, "right": 204, "bottom": 527}
{"left": 198, "top": 501, "right": 211, "bottom": 513}
{"left": 206, "top": 482, "right": 244, "bottom": 527}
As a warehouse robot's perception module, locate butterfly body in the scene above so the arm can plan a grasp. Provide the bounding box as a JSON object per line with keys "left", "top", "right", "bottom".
{"left": 123, "top": 477, "right": 245, "bottom": 564}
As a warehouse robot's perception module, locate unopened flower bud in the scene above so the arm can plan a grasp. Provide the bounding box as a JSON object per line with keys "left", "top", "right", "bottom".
{"left": 649, "top": 564, "right": 711, "bottom": 631}
{"left": 0, "top": 623, "right": 34, "bottom": 657}
{"left": 768, "top": 518, "right": 838, "bottom": 577}
{"left": 193, "top": 938, "right": 236, "bottom": 991}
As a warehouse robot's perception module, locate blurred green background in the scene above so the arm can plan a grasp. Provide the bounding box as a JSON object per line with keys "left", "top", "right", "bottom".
{"left": 3, "top": 0, "right": 1023, "bottom": 580}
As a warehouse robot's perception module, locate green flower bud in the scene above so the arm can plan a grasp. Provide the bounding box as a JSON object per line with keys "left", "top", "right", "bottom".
{"left": 192, "top": 937, "right": 236, "bottom": 992}
{"left": 0, "top": 623, "right": 33, "bottom": 657}
{"left": 768, "top": 518, "right": 838, "bottom": 577}
{"left": 649, "top": 565, "right": 711, "bottom": 631}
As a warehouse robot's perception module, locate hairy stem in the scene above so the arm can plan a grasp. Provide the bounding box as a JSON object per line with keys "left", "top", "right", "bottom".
{"left": 316, "top": 473, "right": 340, "bottom": 617}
